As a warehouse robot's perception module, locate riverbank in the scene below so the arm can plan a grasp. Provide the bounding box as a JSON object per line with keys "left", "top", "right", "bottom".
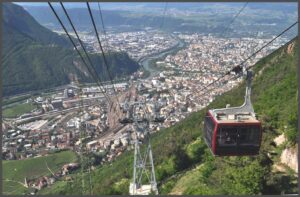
{"left": 139, "top": 36, "right": 186, "bottom": 79}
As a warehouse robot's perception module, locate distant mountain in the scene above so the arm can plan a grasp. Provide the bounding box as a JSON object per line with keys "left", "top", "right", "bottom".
{"left": 21, "top": 6, "right": 131, "bottom": 31}
{"left": 20, "top": 3, "right": 297, "bottom": 38}
{"left": 2, "top": 3, "right": 140, "bottom": 96}
{"left": 16, "top": 5, "right": 225, "bottom": 34}
{"left": 16, "top": 2, "right": 297, "bottom": 12}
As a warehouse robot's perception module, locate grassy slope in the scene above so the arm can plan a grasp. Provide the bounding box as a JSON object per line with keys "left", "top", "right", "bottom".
{"left": 3, "top": 151, "right": 78, "bottom": 195}
{"left": 3, "top": 95, "right": 32, "bottom": 106}
{"left": 38, "top": 37, "right": 298, "bottom": 195}
{"left": 3, "top": 103, "right": 36, "bottom": 118}
{"left": 167, "top": 37, "right": 298, "bottom": 195}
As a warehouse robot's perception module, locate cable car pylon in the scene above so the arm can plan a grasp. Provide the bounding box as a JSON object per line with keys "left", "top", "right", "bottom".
{"left": 129, "top": 123, "right": 158, "bottom": 195}
{"left": 119, "top": 100, "right": 160, "bottom": 195}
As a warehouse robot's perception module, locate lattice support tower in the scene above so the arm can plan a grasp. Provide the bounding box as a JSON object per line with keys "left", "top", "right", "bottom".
{"left": 129, "top": 123, "right": 158, "bottom": 195}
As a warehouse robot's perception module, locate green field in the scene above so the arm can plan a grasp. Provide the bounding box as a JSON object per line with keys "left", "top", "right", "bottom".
{"left": 3, "top": 150, "right": 78, "bottom": 195}
{"left": 2, "top": 103, "right": 36, "bottom": 118}
{"left": 3, "top": 95, "right": 32, "bottom": 106}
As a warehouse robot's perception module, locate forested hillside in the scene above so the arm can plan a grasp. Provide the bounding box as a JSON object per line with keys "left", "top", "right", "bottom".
{"left": 2, "top": 3, "right": 72, "bottom": 49}
{"left": 37, "top": 37, "right": 298, "bottom": 195}
{"left": 2, "top": 3, "right": 140, "bottom": 96}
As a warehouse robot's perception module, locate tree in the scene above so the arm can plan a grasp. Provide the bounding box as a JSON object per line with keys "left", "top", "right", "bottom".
{"left": 173, "top": 147, "right": 191, "bottom": 171}
{"left": 219, "top": 160, "right": 265, "bottom": 195}
{"left": 285, "top": 109, "right": 298, "bottom": 144}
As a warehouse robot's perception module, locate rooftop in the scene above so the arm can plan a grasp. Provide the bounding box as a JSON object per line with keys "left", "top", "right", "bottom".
{"left": 210, "top": 111, "right": 260, "bottom": 124}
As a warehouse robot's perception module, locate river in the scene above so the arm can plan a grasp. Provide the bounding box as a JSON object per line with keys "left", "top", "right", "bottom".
{"left": 4, "top": 36, "right": 185, "bottom": 108}
{"left": 139, "top": 37, "right": 185, "bottom": 79}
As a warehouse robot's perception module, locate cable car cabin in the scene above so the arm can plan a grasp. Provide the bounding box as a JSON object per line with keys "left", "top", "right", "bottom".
{"left": 203, "top": 70, "right": 262, "bottom": 156}
{"left": 204, "top": 111, "right": 262, "bottom": 156}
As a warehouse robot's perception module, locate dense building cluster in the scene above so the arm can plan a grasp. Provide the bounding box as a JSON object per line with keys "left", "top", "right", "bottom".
{"left": 73, "top": 29, "right": 178, "bottom": 61}
{"left": 2, "top": 31, "right": 289, "bottom": 185}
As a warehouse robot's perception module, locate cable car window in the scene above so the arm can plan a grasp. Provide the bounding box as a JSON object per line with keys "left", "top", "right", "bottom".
{"left": 204, "top": 115, "right": 214, "bottom": 147}
{"left": 218, "top": 127, "right": 237, "bottom": 146}
{"left": 238, "top": 126, "right": 260, "bottom": 145}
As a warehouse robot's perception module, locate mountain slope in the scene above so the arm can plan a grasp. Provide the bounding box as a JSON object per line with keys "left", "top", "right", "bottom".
{"left": 166, "top": 37, "right": 298, "bottom": 195}
{"left": 3, "top": 3, "right": 72, "bottom": 48}
{"left": 2, "top": 3, "right": 140, "bottom": 96}
{"left": 36, "top": 37, "right": 298, "bottom": 195}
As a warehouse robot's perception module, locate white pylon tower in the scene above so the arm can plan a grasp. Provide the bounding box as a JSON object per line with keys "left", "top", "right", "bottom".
{"left": 129, "top": 123, "right": 158, "bottom": 195}
{"left": 119, "top": 99, "right": 163, "bottom": 195}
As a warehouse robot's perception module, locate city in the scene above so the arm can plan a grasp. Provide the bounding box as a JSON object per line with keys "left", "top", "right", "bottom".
{"left": 2, "top": 2, "right": 298, "bottom": 195}
{"left": 2, "top": 30, "right": 288, "bottom": 164}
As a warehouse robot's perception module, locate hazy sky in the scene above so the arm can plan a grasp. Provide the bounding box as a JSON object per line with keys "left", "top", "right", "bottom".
{"left": 14, "top": 2, "right": 297, "bottom": 10}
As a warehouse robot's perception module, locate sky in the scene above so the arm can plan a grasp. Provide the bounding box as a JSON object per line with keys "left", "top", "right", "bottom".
{"left": 14, "top": 2, "right": 297, "bottom": 10}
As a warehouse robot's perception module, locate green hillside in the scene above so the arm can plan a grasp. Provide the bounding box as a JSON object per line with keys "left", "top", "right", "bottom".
{"left": 3, "top": 151, "right": 77, "bottom": 195}
{"left": 36, "top": 37, "right": 298, "bottom": 195}
{"left": 2, "top": 3, "right": 140, "bottom": 96}
{"left": 2, "top": 3, "right": 72, "bottom": 51}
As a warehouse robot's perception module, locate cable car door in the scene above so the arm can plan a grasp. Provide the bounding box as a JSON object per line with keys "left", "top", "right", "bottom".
{"left": 236, "top": 126, "right": 260, "bottom": 155}
{"left": 217, "top": 126, "right": 238, "bottom": 155}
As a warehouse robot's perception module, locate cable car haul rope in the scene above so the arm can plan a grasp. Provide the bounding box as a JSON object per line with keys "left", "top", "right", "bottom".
{"left": 45, "top": 2, "right": 298, "bottom": 195}
{"left": 201, "top": 20, "right": 297, "bottom": 156}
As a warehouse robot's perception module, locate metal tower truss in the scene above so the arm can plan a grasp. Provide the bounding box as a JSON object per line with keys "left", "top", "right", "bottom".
{"left": 129, "top": 124, "right": 158, "bottom": 195}
{"left": 120, "top": 100, "right": 159, "bottom": 195}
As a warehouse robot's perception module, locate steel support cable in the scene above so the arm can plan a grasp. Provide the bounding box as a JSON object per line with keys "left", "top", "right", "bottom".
{"left": 59, "top": 2, "right": 112, "bottom": 103}
{"left": 211, "top": 3, "right": 247, "bottom": 82}
{"left": 221, "top": 2, "right": 248, "bottom": 38}
{"left": 196, "top": 21, "right": 298, "bottom": 98}
{"left": 86, "top": 2, "right": 121, "bottom": 106}
{"left": 160, "top": 2, "right": 168, "bottom": 30}
{"left": 130, "top": 3, "right": 175, "bottom": 120}
{"left": 245, "top": 22, "right": 298, "bottom": 70}
{"left": 169, "top": 2, "right": 248, "bottom": 99}
{"left": 238, "top": 23, "right": 269, "bottom": 70}
{"left": 95, "top": 2, "right": 146, "bottom": 124}
{"left": 158, "top": 2, "right": 182, "bottom": 99}
{"left": 227, "top": 10, "right": 268, "bottom": 79}
{"left": 239, "top": 31, "right": 260, "bottom": 62}
{"left": 240, "top": 21, "right": 298, "bottom": 72}
{"left": 158, "top": 2, "right": 184, "bottom": 98}
{"left": 137, "top": 141, "right": 151, "bottom": 184}
{"left": 48, "top": 2, "right": 112, "bottom": 104}
{"left": 195, "top": 22, "right": 298, "bottom": 101}
{"left": 198, "top": 72, "right": 242, "bottom": 102}
{"left": 79, "top": 85, "right": 85, "bottom": 195}
{"left": 138, "top": 2, "right": 172, "bottom": 119}
{"left": 97, "top": 2, "right": 110, "bottom": 52}
{"left": 221, "top": 2, "right": 248, "bottom": 73}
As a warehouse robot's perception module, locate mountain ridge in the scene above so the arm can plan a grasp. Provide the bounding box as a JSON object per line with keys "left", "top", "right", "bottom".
{"left": 3, "top": 3, "right": 72, "bottom": 48}
{"left": 2, "top": 3, "right": 140, "bottom": 96}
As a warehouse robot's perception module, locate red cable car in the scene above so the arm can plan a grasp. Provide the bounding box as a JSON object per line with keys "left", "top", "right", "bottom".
{"left": 204, "top": 71, "right": 262, "bottom": 156}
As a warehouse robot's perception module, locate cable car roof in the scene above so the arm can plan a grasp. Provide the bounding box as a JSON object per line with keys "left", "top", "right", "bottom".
{"left": 208, "top": 110, "right": 260, "bottom": 124}
{"left": 208, "top": 71, "right": 260, "bottom": 124}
